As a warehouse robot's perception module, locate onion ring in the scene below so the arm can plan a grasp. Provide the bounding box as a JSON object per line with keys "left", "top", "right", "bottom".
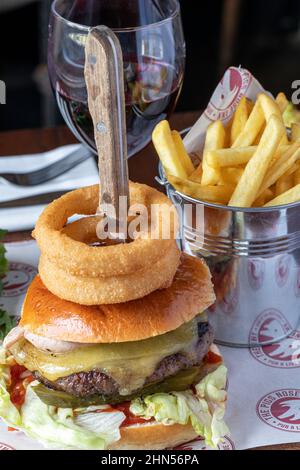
{"left": 38, "top": 241, "right": 180, "bottom": 305}
{"left": 33, "top": 183, "right": 178, "bottom": 278}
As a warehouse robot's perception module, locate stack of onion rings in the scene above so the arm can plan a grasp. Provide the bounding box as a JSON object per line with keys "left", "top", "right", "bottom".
{"left": 33, "top": 183, "right": 180, "bottom": 304}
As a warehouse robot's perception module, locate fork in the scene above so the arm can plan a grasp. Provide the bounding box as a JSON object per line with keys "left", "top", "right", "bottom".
{"left": 0, "top": 146, "right": 92, "bottom": 186}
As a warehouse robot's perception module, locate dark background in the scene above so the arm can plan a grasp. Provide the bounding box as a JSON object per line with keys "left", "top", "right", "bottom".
{"left": 1, "top": 0, "right": 300, "bottom": 131}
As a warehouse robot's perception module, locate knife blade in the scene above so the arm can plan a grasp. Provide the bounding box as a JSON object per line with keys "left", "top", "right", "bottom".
{"left": 0, "top": 190, "right": 74, "bottom": 209}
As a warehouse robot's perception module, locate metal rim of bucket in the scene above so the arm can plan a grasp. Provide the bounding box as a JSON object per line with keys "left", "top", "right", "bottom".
{"left": 157, "top": 161, "right": 300, "bottom": 214}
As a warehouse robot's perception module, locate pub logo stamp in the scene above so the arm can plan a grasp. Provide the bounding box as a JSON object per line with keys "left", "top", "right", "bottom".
{"left": 247, "top": 259, "right": 265, "bottom": 290}
{"left": 257, "top": 389, "right": 300, "bottom": 432}
{"left": 173, "top": 436, "right": 235, "bottom": 450}
{"left": 1, "top": 262, "right": 37, "bottom": 297}
{"left": 0, "top": 442, "right": 14, "bottom": 450}
{"left": 249, "top": 309, "right": 300, "bottom": 368}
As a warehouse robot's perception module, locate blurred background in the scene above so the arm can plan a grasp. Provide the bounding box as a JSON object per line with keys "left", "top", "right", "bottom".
{"left": 1, "top": 0, "right": 300, "bottom": 131}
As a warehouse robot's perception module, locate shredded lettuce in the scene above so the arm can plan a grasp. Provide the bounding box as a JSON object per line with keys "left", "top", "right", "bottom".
{"left": 130, "top": 365, "right": 229, "bottom": 448}
{"left": 20, "top": 384, "right": 125, "bottom": 449}
{"left": 0, "top": 360, "right": 125, "bottom": 450}
{"left": 0, "top": 365, "right": 21, "bottom": 427}
{"left": 0, "top": 349, "right": 229, "bottom": 449}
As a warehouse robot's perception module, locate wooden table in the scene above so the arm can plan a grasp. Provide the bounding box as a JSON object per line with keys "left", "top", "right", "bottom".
{"left": 1, "top": 112, "right": 299, "bottom": 450}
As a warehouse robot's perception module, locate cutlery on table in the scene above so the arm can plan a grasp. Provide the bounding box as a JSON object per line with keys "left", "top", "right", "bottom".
{"left": 0, "top": 146, "right": 91, "bottom": 186}
{"left": 0, "top": 191, "right": 75, "bottom": 209}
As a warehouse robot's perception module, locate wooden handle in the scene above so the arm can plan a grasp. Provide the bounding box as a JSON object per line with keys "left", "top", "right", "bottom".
{"left": 84, "top": 26, "right": 129, "bottom": 228}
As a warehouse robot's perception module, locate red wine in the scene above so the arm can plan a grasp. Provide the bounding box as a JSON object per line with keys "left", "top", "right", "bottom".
{"left": 65, "top": 0, "right": 165, "bottom": 30}
{"left": 55, "top": 60, "right": 182, "bottom": 156}
{"left": 48, "top": 0, "right": 185, "bottom": 156}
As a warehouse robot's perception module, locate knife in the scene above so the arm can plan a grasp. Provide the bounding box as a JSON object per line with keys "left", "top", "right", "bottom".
{"left": 0, "top": 190, "right": 74, "bottom": 209}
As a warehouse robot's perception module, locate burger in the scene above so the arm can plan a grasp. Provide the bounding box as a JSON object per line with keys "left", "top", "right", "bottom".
{"left": 0, "top": 254, "right": 228, "bottom": 450}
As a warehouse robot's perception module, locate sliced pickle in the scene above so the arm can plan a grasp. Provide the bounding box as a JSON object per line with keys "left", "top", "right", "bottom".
{"left": 33, "top": 366, "right": 202, "bottom": 409}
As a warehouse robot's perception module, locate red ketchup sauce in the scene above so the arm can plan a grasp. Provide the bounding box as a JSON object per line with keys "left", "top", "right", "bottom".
{"left": 8, "top": 364, "right": 34, "bottom": 408}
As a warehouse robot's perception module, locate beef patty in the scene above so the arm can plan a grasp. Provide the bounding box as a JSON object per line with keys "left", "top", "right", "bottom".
{"left": 34, "top": 322, "right": 214, "bottom": 398}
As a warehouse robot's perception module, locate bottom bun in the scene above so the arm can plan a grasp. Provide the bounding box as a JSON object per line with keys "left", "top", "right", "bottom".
{"left": 109, "top": 349, "right": 222, "bottom": 450}
{"left": 109, "top": 422, "right": 197, "bottom": 450}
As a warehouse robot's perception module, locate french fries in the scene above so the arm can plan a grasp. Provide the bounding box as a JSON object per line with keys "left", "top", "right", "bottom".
{"left": 258, "top": 143, "right": 300, "bottom": 196}
{"left": 231, "top": 99, "right": 265, "bottom": 147}
{"left": 259, "top": 93, "right": 283, "bottom": 121}
{"left": 189, "top": 163, "right": 202, "bottom": 183}
{"left": 229, "top": 115, "right": 285, "bottom": 207}
{"left": 207, "top": 145, "right": 289, "bottom": 168}
{"left": 152, "top": 120, "right": 188, "bottom": 179}
{"left": 207, "top": 146, "right": 255, "bottom": 167}
{"left": 230, "top": 97, "right": 249, "bottom": 145}
{"left": 153, "top": 89, "right": 300, "bottom": 209}
{"left": 253, "top": 188, "right": 274, "bottom": 207}
{"left": 219, "top": 167, "right": 243, "bottom": 185}
{"left": 246, "top": 99, "right": 254, "bottom": 114}
{"left": 291, "top": 123, "right": 300, "bottom": 142}
{"left": 264, "top": 184, "right": 300, "bottom": 207}
{"left": 168, "top": 175, "right": 234, "bottom": 204}
{"left": 275, "top": 172, "right": 294, "bottom": 196}
{"left": 294, "top": 163, "right": 300, "bottom": 185}
{"left": 201, "top": 120, "right": 225, "bottom": 185}
{"left": 171, "top": 130, "right": 195, "bottom": 175}
{"left": 276, "top": 92, "right": 289, "bottom": 113}
{"left": 258, "top": 93, "right": 288, "bottom": 145}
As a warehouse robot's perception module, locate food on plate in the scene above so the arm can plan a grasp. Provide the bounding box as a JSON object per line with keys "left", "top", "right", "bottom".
{"left": 37, "top": 242, "right": 180, "bottom": 305}
{"left": 276, "top": 92, "right": 289, "bottom": 113}
{"left": 231, "top": 98, "right": 264, "bottom": 148}
{"left": 229, "top": 114, "right": 285, "bottom": 207}
{"left": 153, "top": 91, "right": 300, "bottom": 207}
{"left": 0, "top": 253, "right": 228, "bottom": 450}
{"left": 171, "top": 130, "right": 195, "bottom": 175}
{"left": 152, "top": 120, "right": 192, "bottom": 179}
{"left": 168, "top": 175, "right": 234, "bottom": 204}
{"left": 230, "top": 96, "right": 250, "bottom": 145}
{"left": 264, "top": 183, "right": 300, "bottom": 207}
{"left": 201, "top": 120, "right": 225, "bottom": 185}
{"left": 291, "top": 122, "right": 300, "bottom": 142}
{"left": 257, "top": 142, "right": 300, "bottom": 197}
{"left": 33, "top": 182, "right": 180, "bottom": 304}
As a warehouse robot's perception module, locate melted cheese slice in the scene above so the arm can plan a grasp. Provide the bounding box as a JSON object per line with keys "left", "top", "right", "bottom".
{"left": 10, "top": 316, "right": 201, "bottom": 395}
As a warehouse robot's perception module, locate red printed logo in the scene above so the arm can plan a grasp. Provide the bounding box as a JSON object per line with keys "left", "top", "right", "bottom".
{"left": 0, "top": 442, "right": 14, "bottom": 450}
{"left": 250, "top": 309, "right": 300, "bottom": 368}
{"left": 173, "top": 436, "right": 234, "bottom": 450}
{"left": 205, "top": 67, "right": 251, "bottom": 121}
{"left": 1, "top": 262, "right": 37, "bottom": 297}
{"left": 219, "top": 279, "right": 239, "bottom": 314}
{"left": 257, "top": 389, "right": 300, "bottom": 432}
{"left": 247, "top": 259, "right": 265, "bottom": 290}
{"left": 275, "top": 255, "right": 291, "bottom": 288}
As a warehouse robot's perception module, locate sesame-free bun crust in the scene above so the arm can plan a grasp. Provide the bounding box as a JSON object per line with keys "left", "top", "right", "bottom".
{"left": 109, "top": 422, "right": 197, "bottom": 450}
{"left": 108, "top": 357, "right": 222, "bottom": 450}
{"left": 20, "top": 254, "right": 215, "bottom": 343}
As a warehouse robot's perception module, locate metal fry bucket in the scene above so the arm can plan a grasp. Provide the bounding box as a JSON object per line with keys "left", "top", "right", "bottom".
{"left": 157, "top": 163, "right": 300, "bottom": 347}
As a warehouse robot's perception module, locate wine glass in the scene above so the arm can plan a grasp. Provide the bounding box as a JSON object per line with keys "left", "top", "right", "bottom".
{"left": 48, "top": 0, "right": 186, "bottom": 158}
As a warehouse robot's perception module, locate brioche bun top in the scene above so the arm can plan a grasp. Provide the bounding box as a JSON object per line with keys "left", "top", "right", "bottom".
{"left": 20, "top": 254, "right": 215, "bottom": 343}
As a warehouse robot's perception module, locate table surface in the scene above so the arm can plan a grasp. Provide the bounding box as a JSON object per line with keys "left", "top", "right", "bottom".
{"left": 1, "top": 111, "right": 299, "bottom": 451}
